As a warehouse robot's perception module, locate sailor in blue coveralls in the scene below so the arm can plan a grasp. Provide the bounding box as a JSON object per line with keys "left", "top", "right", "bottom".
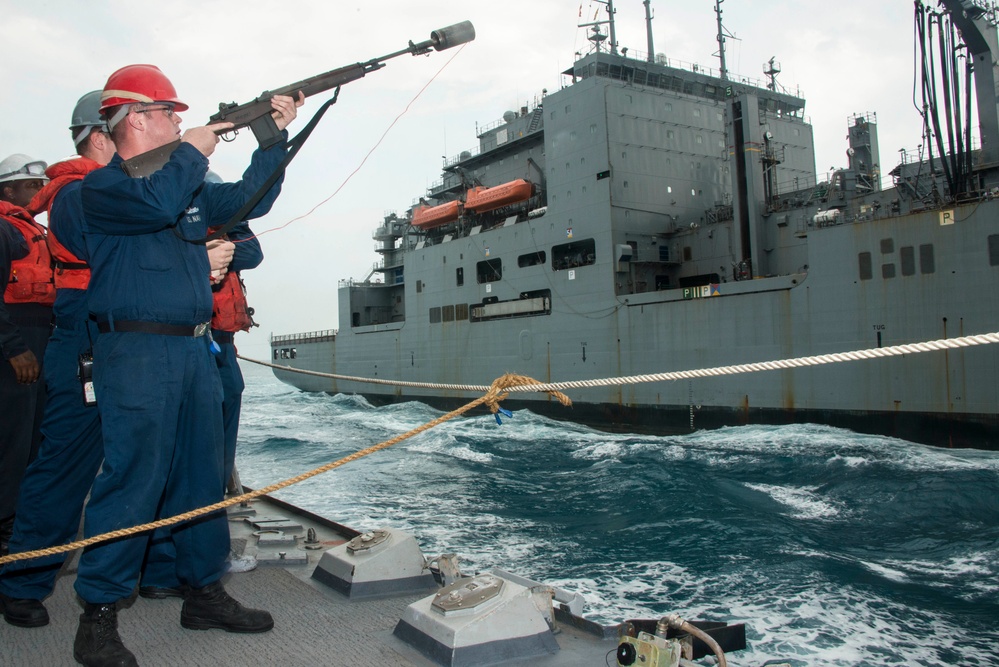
{"left": 138, "top": 175, "right": 261, "bottom": 598}
{"left": 70, "top": 65, "right": 302, "bottom": 667}
{"left": 0, "top": 92, "right": 117, "bottom": 629}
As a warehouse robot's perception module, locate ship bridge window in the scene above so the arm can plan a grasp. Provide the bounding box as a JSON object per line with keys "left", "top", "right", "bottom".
{"left": 920, "top": 244, "right": 935, "bottom": 274}
{"left": 519, "top": 251, "right": 546, "bottom": 267}
{"left": 552, "top": 238, "right": 596, "bottom": 271}
{"left": 901, "top": 246, "right": 916, "bottom": 276}
{"left": 679, "top": 273, "right": 720, "bottom": 288}
{"left": 477, "top": 258, "right": 502, "bottom": 283}
{"left": 990, "top": 235, "right": 999, "bottom": 265}
{"left": 858, "top": 252, "right": 873, "bottom": 281}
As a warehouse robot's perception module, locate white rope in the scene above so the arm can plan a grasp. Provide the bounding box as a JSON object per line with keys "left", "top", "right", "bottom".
{"left": 247, "top": 331, "right": 999, "bottom": 395}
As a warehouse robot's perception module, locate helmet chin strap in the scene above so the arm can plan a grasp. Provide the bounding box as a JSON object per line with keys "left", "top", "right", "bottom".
{"left": 106, "top": 104, "right": 132, "bottom": 132}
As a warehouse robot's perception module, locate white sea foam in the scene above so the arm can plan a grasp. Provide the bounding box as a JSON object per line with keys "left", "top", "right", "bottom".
{"left": 827, "top": 452, "right": 871, "bottom": 467}
{"left": 404, "top": 431, "right": 495, "bottom": 464}
{"left": 859, "top": 560, "right": 910, "bottom": 582}
{"left": 744, "top": 483, "right": 841, "bottom": 520}
{"left": 570, "top": 440, "right": 626, "bottom": 461}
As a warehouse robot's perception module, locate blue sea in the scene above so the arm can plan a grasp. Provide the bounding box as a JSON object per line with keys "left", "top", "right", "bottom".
{"left": 235, "top": 361, "right": 999, "bottom": 667}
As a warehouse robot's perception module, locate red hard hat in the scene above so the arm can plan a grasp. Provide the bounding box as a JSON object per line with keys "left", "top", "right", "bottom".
{"left": 99, "top": 64, "right": 189, "bottom": 115}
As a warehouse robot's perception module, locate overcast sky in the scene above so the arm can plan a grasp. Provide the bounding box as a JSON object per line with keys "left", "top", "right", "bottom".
{"left": 1, "top": 1, "right": 927, "bottom": 358}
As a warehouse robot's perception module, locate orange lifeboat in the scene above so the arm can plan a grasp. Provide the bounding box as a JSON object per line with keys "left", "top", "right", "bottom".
{"left": 464, "top": 179, "right": 534, "bottom": 213}
{"left": 412, "top": 200, "right": 462, "bottom": 229}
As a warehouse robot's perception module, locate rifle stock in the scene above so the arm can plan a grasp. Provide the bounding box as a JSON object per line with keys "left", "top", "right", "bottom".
{"left": 121, "top": 20, "right": 474, "bottom": 178}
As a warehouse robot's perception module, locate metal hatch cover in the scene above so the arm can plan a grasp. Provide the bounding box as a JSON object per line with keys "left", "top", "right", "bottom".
{"left": 347, "top": 528, "right": 391, "bottom": 555}
{"left": 432, "top": 574, "right": 505, "bottom": 614}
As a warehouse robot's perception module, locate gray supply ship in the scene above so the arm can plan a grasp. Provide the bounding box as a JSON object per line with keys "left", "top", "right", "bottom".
{"left": 271, "top": 0, "right": 999, "bottom": 449}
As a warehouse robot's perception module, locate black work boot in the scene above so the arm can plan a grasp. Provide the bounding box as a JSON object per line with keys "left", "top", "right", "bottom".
{"left": 138, "top": 584, "right": 188, "bottom": 600}
{"left": 73, "top": 602, "right": 137, "bottom": 667}
{"left": 180, "top": 580, "right": 273, "bottom": 633}
{"left": 0, "top": 591, "right": 49, "bottom": 627}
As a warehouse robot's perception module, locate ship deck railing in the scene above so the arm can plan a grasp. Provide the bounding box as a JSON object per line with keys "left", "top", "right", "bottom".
{"left": 270, "top": 330, "right": 337, "bottom": 345}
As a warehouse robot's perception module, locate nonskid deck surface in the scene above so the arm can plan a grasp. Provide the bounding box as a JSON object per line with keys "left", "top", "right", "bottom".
{"left": 1, "top": 498, "right": 617, "bottom": 666}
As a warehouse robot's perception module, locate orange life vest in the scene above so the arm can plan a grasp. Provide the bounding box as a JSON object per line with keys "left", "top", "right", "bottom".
{"left": 28, "top": 157, "right": 103, "bottom": 291}
{"left": 211, "top": 270, "right": 253, "bottom": 333}
{"left": 1, "top": 201, "right": 55, "bottom": 305}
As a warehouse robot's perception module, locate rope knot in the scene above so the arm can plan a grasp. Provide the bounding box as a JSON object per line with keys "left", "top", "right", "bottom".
{"left": 484, "top": 373, "right": 573, "bottom": 416}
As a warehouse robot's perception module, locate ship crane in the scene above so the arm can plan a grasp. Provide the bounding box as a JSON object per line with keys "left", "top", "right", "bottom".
{"left": 928, "top": 0, "right": 999, "bottom": 186}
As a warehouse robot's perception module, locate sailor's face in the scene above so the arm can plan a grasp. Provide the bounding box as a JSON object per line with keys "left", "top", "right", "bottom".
{"left": 137, "top": 104, "right": 182, "bottom": 146}
{"left": 2, "top": 179, "right": 44, "bottom": 208}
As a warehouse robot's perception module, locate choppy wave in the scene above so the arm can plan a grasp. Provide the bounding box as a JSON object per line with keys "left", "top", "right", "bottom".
{"left": 236, "top": 362, "right": 999, "bottom": 667}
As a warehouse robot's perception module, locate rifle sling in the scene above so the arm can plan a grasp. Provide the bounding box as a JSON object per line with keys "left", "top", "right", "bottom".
{"left": 174, "top": 87, "right": 341, "bottom": 246}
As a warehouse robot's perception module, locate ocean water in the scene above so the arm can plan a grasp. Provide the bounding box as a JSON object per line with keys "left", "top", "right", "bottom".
{"left": 235, "top": 361, "right": 999, "bottom": 667}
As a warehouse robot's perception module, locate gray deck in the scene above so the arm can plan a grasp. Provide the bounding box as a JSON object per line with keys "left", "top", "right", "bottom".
{"left": 1, "top": 498, "right": 617, "bottom": 666}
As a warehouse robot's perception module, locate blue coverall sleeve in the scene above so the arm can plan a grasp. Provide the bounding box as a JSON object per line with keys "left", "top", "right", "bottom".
{"left": 0, "top": 220, "right": 29, "bottom": 359}
{"left": 226, "top": 222, "right": 263, "bottom": 273}
{"left": 203, "top": 131, "right": 288, "bottom": 226}
{"left": 83, "top": 143, "right": 209, "bottom": 236}
{"left": 49, "top": 183, "right": 89, "bottom": 262}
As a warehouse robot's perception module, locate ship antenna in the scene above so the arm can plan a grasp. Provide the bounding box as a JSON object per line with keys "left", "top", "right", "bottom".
{"left": 764, "top": 56, "right": 782, "bottom": 92}
{"left": 586, "top": 25, "right": 608, "bottom": 53}
{"left": 644, "top": 0, "right": 655, "bottom": 63}
{"left": 714, "top": 0, "right": 732, "bottom": 80}
{"left": 580, "top": 0, "right": 618, "bottom": 55}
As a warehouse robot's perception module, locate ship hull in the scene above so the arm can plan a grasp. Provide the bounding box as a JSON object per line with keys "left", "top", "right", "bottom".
{"left": 271, "top": 202, "right": 999, "bottom": 449}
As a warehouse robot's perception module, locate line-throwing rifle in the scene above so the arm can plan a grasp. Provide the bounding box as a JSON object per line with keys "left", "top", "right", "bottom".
{"left": 122, "top": 21, "right": 475, "bottom": 178}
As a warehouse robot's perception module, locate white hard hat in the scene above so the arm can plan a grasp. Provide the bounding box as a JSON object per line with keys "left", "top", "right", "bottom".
{"left": 0, "top": 154, "right": 48, "bottom": 184}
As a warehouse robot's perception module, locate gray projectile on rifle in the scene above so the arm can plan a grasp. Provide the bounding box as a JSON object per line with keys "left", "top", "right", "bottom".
{"left": 121, "top": 21, "right": 475, "bottom": 178}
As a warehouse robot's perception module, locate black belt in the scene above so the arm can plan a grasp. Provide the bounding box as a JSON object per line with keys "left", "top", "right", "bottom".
{"left": 96, "top": 320, "right": 210, "bottom": 337}
{"left": 211, "top": 330, "right": 234, "bottom": 344}
{"left": 54, "top": 318, "right": 93, "bottom": 332}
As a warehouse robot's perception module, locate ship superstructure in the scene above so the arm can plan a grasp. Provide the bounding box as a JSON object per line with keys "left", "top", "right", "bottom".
{"left": 272, "top": 1, "right": 999, "bottom": 448}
